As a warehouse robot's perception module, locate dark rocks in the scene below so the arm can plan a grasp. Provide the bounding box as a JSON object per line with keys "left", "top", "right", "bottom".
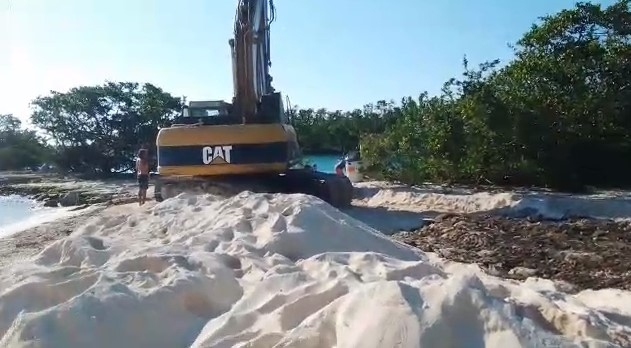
{"left": 43, "top": 199, "right": 59, "bottom": 207}
{"left": 69, "top": 204, "right": 91, "bottom": 211}
{"left": 59, "top": 191, "right": 81, "bottom": 206}
{"left": 1, "top": 173, "right": 136, "bottom": 208}
{"left": 392, "top": 214, "right": 631, "bottom": 291}
{"left": 508, "top": 266, "right": 538, "bottom": 278}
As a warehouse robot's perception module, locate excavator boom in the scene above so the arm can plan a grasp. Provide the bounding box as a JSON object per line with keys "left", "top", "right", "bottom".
{"left": 230, "top": 0, "right": 276, "bottom": 122}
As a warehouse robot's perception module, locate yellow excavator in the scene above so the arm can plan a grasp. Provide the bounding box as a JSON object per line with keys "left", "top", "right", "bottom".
{"left": 153, "top": 0, "right": 353, "bottom": 207}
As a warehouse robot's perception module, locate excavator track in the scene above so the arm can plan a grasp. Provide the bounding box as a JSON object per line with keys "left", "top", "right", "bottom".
{"left": 153, "top": 169, "right": 353, "bottom": 208}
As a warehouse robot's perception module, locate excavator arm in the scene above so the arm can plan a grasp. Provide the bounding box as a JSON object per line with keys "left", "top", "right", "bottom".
{"left": 229, "top": 0, "right": 276, "bottom": 123}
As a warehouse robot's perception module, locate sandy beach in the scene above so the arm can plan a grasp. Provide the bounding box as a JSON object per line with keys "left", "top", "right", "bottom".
{"left": 1, "top": 173, "right": 631, "bottom": 347}
{"left": 0, "top": 173, "right": 142, "bottom": 267}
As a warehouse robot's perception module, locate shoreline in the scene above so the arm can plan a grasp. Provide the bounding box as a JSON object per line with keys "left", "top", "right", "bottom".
{"left": 0, "top": 198, "right": 89, "bottom": 239}
{"left": 0, "top": 204, "right": 106, "bottom": 268}
{"left": 0, "top": 172, "right": 142, "bottom": 207}
{"left": 0, "top": 172, "right": 143, "bottom": 267}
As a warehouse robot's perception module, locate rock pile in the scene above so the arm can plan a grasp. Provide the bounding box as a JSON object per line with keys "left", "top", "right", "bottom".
{"left": 0, "top": 173, "right": 137, "bottom": 207}
{"left": 0, "top": 184, "right": 112, "bottom": 207}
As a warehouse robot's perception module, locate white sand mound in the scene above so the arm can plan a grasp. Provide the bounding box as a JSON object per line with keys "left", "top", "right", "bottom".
{"left": 355, "top": 183, "right": 516, "bottom": 213}
{"left": 354, "top": 181, "right": 631, "bottom": 220}
{"left": 1, "top": 192, "right": 630, "bottom": 347}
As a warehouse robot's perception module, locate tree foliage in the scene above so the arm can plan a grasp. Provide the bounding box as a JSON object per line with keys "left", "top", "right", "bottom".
{"left": 0, "top": 114, "right": 51, "bottom": 171}
{"left": 30, "top": 82, "right": 181, "bottom": 175}
{"left": 288, "top": 101, "right": 399, "bottom": 154}
{"left": 354, "top": 0, "right": 631, "bottom": 190}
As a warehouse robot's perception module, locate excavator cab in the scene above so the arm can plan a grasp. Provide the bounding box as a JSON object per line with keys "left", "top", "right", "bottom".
{"left": 173, "top": 100, "right": 238, "bottom": 126}
{"left": 173, "top": 94, "right": 285, "bottom": 126}
{"left": 186, "top": 100, "right": 230, "bottom": 118}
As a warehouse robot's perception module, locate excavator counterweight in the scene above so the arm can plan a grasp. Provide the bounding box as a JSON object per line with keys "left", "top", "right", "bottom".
{"left": 153, "top": 0, "right": 353, "bottom": 207}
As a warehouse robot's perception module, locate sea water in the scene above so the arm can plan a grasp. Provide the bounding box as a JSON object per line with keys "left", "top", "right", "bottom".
{"left": 0, "top": 195, "right": 38, "bottom": 227}
{"left": 0, "top": 195, "right": 75, "bottom": 238}
{"left": 0, "top": 195, "right": 41, "bottom": 236}
{"left": 305, "top": 154, "right": 343, "bottom": 173}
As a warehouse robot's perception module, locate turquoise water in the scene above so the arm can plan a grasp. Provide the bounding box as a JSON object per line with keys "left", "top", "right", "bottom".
{"left": 305, "top": 154, "right": 344, "bottom": 173}
{"left": 120, "top": 154, "right": 344, "bottom": 174}
{"left": 0, "top": 195, "right": 38, "bottom": 228}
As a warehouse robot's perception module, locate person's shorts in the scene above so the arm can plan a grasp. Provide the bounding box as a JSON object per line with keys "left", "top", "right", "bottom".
{"left": 137, "top": 174, "right": 149, "bottom": 190}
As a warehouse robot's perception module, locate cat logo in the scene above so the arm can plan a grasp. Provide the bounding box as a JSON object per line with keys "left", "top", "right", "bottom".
{"left": 202, "top": 145, "right": 233, "bottom": 165}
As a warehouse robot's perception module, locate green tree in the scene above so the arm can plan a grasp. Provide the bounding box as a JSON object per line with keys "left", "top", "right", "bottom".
{"left": 361, "top": 0, "right": 631, "bottom": 190}
{"left": 0, "top": 114, "right": 51, "bottom": 170}
{"left": 505, "top": 0, "right": 631, "bottom": 188}
{"left": 288, "top": 100, "right": 398, "bottom": 154}
{"left": 30, "top": 82, "right": 181, "bottom": 175}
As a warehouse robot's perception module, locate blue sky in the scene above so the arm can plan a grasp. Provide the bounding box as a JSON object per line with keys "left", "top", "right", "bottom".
{"left": 0, "top": 0, "right": 615, "bottom": 124}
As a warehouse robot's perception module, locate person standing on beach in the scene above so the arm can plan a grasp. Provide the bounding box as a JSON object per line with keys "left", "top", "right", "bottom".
{"left": 136, "top": 148, "right": 150, "bottom": 205}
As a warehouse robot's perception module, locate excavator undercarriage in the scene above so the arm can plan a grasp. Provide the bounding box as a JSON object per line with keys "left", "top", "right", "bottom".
{"left": 153, "top": 169, "right": 353, "bottom": 208}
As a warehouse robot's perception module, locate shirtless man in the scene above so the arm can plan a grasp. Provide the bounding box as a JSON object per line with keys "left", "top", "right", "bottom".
{"left": 334, "top": 158, "right": 346, "bottom": 176}
{"left": 136, "top": 149, "right": 150, "bottom": 205}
